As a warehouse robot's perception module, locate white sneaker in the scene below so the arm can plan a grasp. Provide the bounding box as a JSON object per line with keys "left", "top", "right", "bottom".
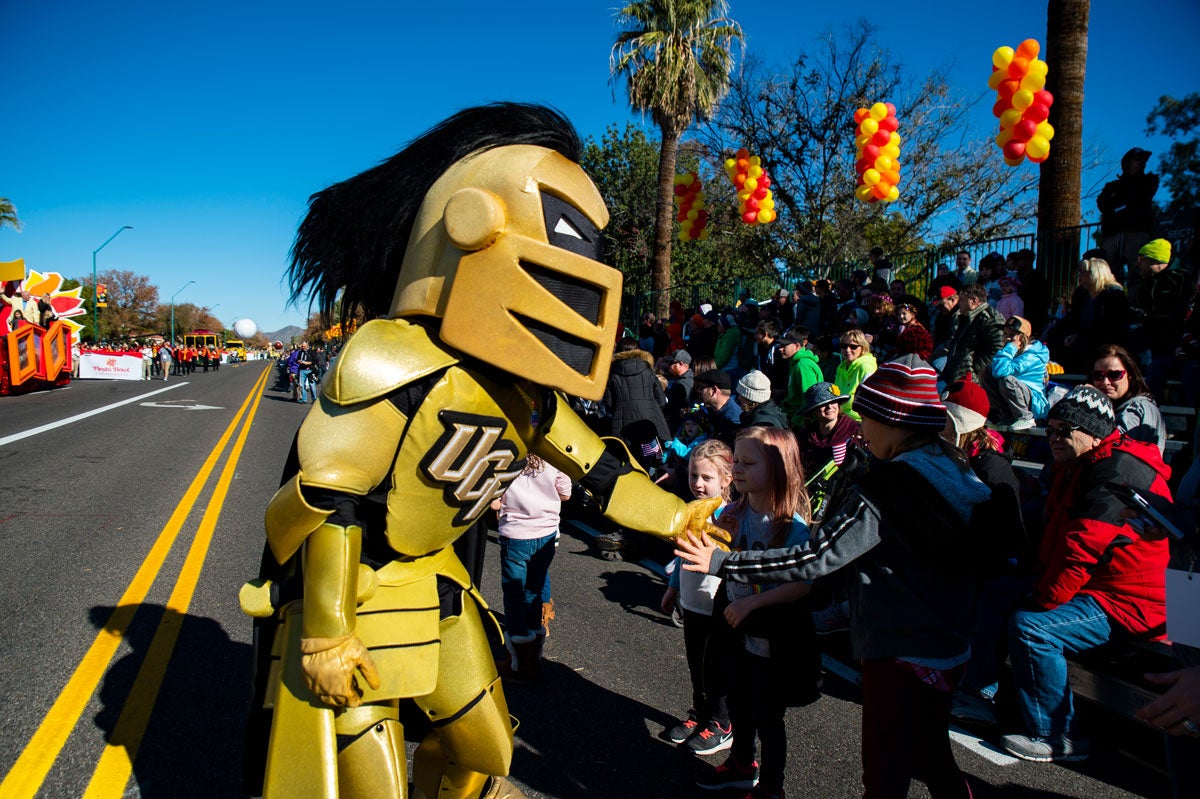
{"left": 1009, "top": 418, "right": 1036, "bottom": 431}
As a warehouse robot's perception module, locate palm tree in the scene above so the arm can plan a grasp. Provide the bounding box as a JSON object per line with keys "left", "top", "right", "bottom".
{"left": 0, "top": 198, "right": 21, "bottom": 232}
{"left": 611, "top": 0, "right": 742, "bottom": 316}
{"left": 1036, "top": 0, "right": 1089, "bottom": 300}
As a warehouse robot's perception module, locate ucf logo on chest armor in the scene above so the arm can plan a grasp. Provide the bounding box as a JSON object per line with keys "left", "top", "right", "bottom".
{"left": 420, "top": 411, "right": 527, "bottom": 526}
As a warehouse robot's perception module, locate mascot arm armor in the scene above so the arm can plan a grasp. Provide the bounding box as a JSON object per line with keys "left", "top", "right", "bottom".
{"left": 532, "top": 392, "right": 726, "bottom": 545}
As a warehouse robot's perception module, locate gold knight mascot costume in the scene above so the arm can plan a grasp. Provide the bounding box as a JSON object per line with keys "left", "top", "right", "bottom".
{"left": 241, "top": 104, "right": 721, "bottom": 799}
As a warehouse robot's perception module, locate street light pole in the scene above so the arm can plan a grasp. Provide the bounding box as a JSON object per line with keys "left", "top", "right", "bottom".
{"left": 92, "top": 226, "right": 132, "bottom": 343}
{"left": 170, "top": 280, "right": 196, "bottom": 345}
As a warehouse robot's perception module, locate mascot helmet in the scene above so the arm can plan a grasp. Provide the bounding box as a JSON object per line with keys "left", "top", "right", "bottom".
{"left": 288, "top": 103, "right": 621, "bottom": 400}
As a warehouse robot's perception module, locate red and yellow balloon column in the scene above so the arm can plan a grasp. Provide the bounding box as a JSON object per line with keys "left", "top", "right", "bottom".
{"left": 853, "top": 103, "right": 901, "bottom": 203}
{"left": 724, "top": 149, "right": 777, "bottom": 225}
{"left": 989, "top": 39, "right": 1055, "bottom": 166}
{"left": 674, "top": 172, "right": 710, "bottom": 241}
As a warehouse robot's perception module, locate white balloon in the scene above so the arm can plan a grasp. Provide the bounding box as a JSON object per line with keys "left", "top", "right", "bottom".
{"left": 233, "top": 318, "right": 257, "bottom": 339}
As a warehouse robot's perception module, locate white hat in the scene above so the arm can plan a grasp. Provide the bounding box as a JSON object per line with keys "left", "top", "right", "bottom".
{"left": 736, "top": 370, "right": 772, "bottom": 403}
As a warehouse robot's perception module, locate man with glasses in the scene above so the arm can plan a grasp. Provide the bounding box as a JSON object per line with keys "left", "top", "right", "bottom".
{"left": 941, "top": 284, "right": 1004, "bottom": 386}
{"left": 693, "top": 369, "right": 743, "bottom": 443}
{"left": 1002, "top": 385, "right": 1171, "bottom": 763}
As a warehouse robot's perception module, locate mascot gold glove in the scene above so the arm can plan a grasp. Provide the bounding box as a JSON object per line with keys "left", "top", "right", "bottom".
{"left": 299, "top": 632, "right": 381, "bottom": 707}
{"left": 683, "top": 497, "right": 732, "bottom": 550}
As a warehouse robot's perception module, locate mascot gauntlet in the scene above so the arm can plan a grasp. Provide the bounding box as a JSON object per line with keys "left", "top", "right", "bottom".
{"left": 300, "top": 523, "right": 381, "bottom": 707}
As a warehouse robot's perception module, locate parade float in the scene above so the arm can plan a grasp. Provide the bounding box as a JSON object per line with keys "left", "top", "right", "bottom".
{"left": 1, "top": 259, "right": 86, "bottom": 396}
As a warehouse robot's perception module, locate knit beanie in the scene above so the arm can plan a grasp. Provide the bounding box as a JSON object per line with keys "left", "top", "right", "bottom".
{"left": 1138, "top": 238, "right": 1171, "bottom": 264}
{"left": 1047, "top": 384, "right": 1116, "bottom": 439}
{"left": 943, "top": 377, "right": 990, "bottom": 436}
{"left": 854, "top": 354, "right": 947, "bottom": 430}
{"left": 736, "top": 370, "right": 772, "bottom": 403}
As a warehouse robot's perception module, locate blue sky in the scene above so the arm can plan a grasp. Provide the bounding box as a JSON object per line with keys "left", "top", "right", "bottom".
{"left": 3, "top": 0, "right": 1196, "bottom": 333}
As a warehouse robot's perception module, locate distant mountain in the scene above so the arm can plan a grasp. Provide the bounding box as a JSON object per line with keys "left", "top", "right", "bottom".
{"left": 264, "top": 325, "right": 304, "bottom": 343}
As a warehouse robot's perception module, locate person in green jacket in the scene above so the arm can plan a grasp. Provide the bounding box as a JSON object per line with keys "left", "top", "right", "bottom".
{"left": 777, "top": 326, "right": 824, "bottom": 426}
{"left": 834, "top": 328, "right": 878, "bottom": 421}
{"left": 713, "top": 312, "right": 743, "bottom": 375}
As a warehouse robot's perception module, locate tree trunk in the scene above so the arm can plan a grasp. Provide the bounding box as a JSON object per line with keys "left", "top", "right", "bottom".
{"left": 1037, "top": 0, "right": 1090, "bottom": 305}
{"left": 652, "top": 124, "right": 682, "bottom": 317}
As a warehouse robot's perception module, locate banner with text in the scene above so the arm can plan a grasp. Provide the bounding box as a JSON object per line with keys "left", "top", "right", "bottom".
{"left": 79, "top": 351, "right": 143, "bottom": 381}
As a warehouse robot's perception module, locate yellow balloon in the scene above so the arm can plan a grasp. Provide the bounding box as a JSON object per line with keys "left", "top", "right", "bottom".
{"left": 748, "top": 165, "right": 763, "bottom": 178}
{"left": 890, "top": 133, "right": 902, "bottom": 146}
{"left": 987, "top": 71, "right": 1005, "bottom": 90}
{"left": 1028, "top": 59, "right": 1049, "bottom": 78}
{"left": 749, "top": 155, "right": 762, "bottom": 166}
{"left": 758, "top": 209, "right": 776, "bottom": 223}
{"left": 870, "top": 102, "right": 888, "bottom": 121}
{"left": 693, "top": 197, "right": 705, "bottom": 210}
{"left": 1012, "top": 89, "right": 1034, "bottom": 110}
{"left": 863, "top": 168, "right": 881, "bottom": 186}
{"left": 680, "top": 219, "right": 693, "bottom": 231}
{"left": 1000, "top": 108, "right": 1022, "bottom": 129}
{"left": 996, "top": 129, "right": 1014, "bottom": 147}
{"left": 699, "top": 227, "right": 710, "bottom": 240}
{"left": 993, "top": 46, "right": 1014, "bottom": 69}
{"left": 744, "top": 177, "right": 758, "bottom": 191}
{"left": 678, "top": 230, "right": 690, "bottom": 242}
{"left": 884, "top": 145, "right": 901, "bottom": 159}
{"left": 874, "top": 155, "right": 893, "bottom": 172}
{"left": 1026, "top": 136, "right": 1050, "bottom": 159}
{"left": 886, "top": 185, "right": 900, "bottom": 202}
{"left": 724, "top": 158, "right": 736, "bottom": 171}
{"left": 674, "top": 174, "right": 687, "bottom": 185}
{"left": 687, "top": 209, "right": 699, "bottom": 220}
{"left": 860, "top": 118, "right": 879, "bottom": 136}
{"left": 1019, "top": 72, "right": 1045, "bottom": 92}
{"left": 738, "top": 190, "right": 752, "bottom": 202}
{"left": 856, "top": 185, "right": 874, "bottom": 202}
{"left": 761, "top": 198, "right": 774, "bottom": 210}
{"left": 1036, "top": 121, "right": 1055, "bottom": 141}
{"left": 857, "top": 134, "right": 873, "bottom": 148}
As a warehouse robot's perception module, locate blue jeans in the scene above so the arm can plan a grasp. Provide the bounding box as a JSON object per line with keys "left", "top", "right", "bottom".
{"left": 500, "top": 533, "right": 557, "bottom": 639}
{"left": 1009, "top": 594, "right": 1113, "bottom": 739}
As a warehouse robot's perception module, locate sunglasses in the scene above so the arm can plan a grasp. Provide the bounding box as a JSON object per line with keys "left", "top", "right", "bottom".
{"left": 1046, "top": 424, "right": 1082, "bottom": 440}
{"left": 1090, "top": 369, "right": 1127, "bottom": 384}
{"left": 840, "top": 342, "right": 862, "bottom": 350}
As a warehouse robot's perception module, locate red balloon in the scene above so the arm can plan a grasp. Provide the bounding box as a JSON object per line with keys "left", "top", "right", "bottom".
{"left": 1014, "top": 119, "right": 1038, "bottom": 142}
{"left": 1008, "top": 57, "right": 1030, "bottom": 78}
{"left": 879, "top": 116, "right": 899, "bottom": 133}
{"left": 696, "top": 210, "right": 708, "bottom": 223}
{"left": 677, "top": 210, "right": 688, "bottom": 222}
{"left": 742, "top": 210, "right": 758, "bottom": 224}
{"left": 992, "top": 99, "right": 1010, "bottom": 118}
{"left": 871, "top": 130, "right": 890, "bottom": 146}
{"left": 863, "top": 144, "right": 881, "bottom": 160}
{"left": 737, "top": 148, "right": 750, "bottom": 159}
{"left": 745, "top": 197, "right": 761, "bottom": 211}
{"left": 674, "top": 184, "right": 688, "bottom": 196}
{"left": 759, "top": 175, "right": 771, "bottom": 189}
{"left": 753, "top": 187, "right": 768, "bottom": 200}
{"left": 1034, "top": 90, "right": 1054, "bottom": 107}
{"left": 1003, "top": 140, "right": 1027, "bottom": 160}
{"left": 1025, "top": 103, "right": 1050, "bottom": 123}
{"left": 854, "top": 109, "right": 869, "bottom": 124}
{"left": 885, "top": 102, "right": 896, "bottom": 116}
{"left": 998, "top": 79, "right": 1020, "bottom": 98}
{"left": 856, "top": 158, "right": 872, "bottom": 174}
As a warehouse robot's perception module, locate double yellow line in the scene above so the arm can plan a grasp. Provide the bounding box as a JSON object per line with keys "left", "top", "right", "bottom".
{"left": 0, "top": 364, "right": 272, "bottom": 799}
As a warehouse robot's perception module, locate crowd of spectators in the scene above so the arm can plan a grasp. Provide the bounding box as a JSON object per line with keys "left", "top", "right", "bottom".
{"left": 563, "top": 220, "right": 1199, "bottom": 796}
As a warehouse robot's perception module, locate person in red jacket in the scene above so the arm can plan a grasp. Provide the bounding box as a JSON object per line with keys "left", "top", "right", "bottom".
{"left": 1002, "top": 384, "right": 1171, "bottom": 763}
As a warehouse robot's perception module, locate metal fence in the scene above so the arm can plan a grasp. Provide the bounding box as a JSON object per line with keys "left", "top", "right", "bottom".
{"left": 625, "top": 221, "right": 1193, "bottom": 326}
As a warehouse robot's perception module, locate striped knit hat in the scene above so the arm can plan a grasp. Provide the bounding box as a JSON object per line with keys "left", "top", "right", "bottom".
{"left": 1047, "top": 384, "right": 1116, "bottom": 439}
{"left": 854, "top": 354, "right": 947, "bottom": 430}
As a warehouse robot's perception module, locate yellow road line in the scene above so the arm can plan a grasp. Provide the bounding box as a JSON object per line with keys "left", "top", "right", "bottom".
{"left": 84, "top": 364, "right": 271, "bottom": 797}
{"left": 0, "top": 365, "right": 270, "bottom": 799}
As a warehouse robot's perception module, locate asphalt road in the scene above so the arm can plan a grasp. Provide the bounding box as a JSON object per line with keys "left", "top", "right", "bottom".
{"left": 0, "top": 364, "right": 1176, "bottom": 797}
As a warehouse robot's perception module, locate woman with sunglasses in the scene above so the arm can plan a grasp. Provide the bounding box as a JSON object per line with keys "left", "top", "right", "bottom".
{"left": 833, "top": 328, "right": 877, "bottom": 421}
{"left": 1090, "top": 344, "right": 1167, "bottom": 453}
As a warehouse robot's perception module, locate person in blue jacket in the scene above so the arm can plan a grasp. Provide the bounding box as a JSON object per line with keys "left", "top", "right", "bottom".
{"left": 983, "top": 315, "right": 1048, "bottom": 431}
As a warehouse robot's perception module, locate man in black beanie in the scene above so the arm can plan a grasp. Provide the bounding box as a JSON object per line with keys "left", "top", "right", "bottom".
{"left": 1002, "top": 384, "right": 1171, "bottom": 763}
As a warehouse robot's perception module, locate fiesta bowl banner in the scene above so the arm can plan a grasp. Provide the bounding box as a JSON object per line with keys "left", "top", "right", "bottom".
{"left": 78, "top": 350, "right": 143, "bottom": 380}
